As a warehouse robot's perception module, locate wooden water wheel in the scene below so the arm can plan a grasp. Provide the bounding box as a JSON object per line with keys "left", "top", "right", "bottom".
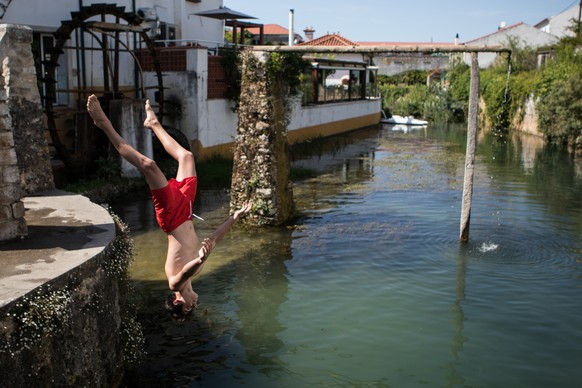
{"left": 40, "top": 3, "right": 164, "bottom": 172}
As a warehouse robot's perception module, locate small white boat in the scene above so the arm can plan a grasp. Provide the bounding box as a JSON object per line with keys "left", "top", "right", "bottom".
{"left": 381, "top": 115, "right": 428, "bottom": 125}
{"left": 389, "top": 124, "right": 427, "bottom": 132}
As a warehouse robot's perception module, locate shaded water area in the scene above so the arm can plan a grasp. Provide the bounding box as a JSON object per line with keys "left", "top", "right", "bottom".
{"left": 112, "top": 123, "right": 582, "bottom": 387}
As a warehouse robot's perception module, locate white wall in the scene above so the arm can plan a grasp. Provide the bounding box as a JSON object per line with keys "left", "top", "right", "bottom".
{"left": 142, "top": 46, "right": 237, "bottom": 152}
{"left": 538, "top": 5, "right": 580, "bottom": 38}
{"left": 1, "top": 0, "right": 134, "bottom": 30}
{"left": 464, "top": 23, "right": 559, "bottom": 68}
{"left": 179, "top": 0, "right": 224, "bottom": 47}
{"left": 202, "top": 99, "right": 238, "bottom": 147}
{"left": 288, "top": 98, "right": 381, "bottom": 131}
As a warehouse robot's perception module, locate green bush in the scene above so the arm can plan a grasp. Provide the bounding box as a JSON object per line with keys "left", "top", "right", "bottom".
{"left": 537, "top": 72, "right": 582, "bottom": 145}
{"left": 533, "top": 27, "right": 582, "bottom": 146}
{"left": 379, "top": 66, "right": 468, "bottom": 123}
{"left": 480, "top": 67, "right": 511, "bottom": 130}
{"left": 446, "top": 61, "right": 470, "bottom": 105}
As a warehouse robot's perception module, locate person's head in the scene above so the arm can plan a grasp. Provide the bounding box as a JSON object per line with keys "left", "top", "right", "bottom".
{"left": 165, "top": 292, "right": 193, "bottom": 322}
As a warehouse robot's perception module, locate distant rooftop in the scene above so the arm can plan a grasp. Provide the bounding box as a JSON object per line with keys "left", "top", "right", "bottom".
{"left": 464, "top": 22, "right": 524, "bottom": 44}
{"left": 247, "top": 23, "right": 289, "bottom": 36}
{"left": 297, "top": 32, "right": 455, "bottom": 47}
{"left": 358, "top": 41, "right": 456, "bottom": 46}
{"left": 297, "top": 33, "right": 358, "bottom": 46}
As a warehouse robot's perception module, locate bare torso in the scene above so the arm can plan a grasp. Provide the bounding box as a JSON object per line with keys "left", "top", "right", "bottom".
{"left": 164, "top": 220, "right": 200, "bottom": 307}
{"left": 164, "top": 220, "right": 199, "bottom": 280}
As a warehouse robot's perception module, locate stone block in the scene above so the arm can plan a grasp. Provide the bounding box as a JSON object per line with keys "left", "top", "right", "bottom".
{"left": 11, "top": 201, "right": 24, "bottom": 218}
{"left": 1, "top": 165, "right": 19, "bottom": 183}
{"left": 0, "top": 103, "right": 10, "bottom": 118}
{"left": 0, "top": 24, "right": 32, "bottom": 44}
{"left": 0, "top": 219, "right": 18, "bottom": 241}
{"left": 0, "top": 147, "right": 17, "bottom": 164}
{"left": 0, "top": 131, "right": 14, "bottom": 148}
{"left": 0, "top": 203, "right": 12, "bottom": 219}
{"left": 0, "top": 183, "right": 21, "bottom": 203}
{"left": 16, "top": 217, "right": 27, "bottom": 236}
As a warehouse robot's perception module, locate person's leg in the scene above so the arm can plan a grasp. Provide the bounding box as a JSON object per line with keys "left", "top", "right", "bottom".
{"left": 143, "top": 100, "right": 196, "bottom": 181}
{"left": 87, "top": 94, "right": 167, "bottom": 189}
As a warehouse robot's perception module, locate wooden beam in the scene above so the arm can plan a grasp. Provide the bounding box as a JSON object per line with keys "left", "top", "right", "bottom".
{"left": 252, "top": 44, "right": 511, "bottom": 54}
{"left": 84, "top": 21, "right": 144, "bottom": 33}
{"left": 460, "top": 52, "right": 480, "bottom": 242}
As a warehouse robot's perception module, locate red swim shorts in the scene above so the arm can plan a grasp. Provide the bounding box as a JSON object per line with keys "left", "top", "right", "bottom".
{"left": 150, "top": 176, "right": 198, "bottom": 233}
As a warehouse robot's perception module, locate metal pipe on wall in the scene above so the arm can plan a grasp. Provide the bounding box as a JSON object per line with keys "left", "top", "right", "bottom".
{"left": 288, "top": 9, "right": 294, "bottom": 46}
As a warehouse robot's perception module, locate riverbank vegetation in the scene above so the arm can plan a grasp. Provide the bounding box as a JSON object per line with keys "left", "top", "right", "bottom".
{"left": 65, "top": 150, "right": 317, "bottom": 202}
{"left": 379, "top": 24, "right": 582, "bottom": 150}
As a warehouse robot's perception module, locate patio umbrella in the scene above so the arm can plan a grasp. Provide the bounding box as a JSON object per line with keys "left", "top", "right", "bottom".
{"left": 194, "top": 6, "right": 257, "bottom": 20}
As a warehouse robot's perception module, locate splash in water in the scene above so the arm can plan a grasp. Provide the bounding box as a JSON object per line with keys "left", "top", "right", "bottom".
{"left": 479, "top": 241, "right": 499, "bottom": 253}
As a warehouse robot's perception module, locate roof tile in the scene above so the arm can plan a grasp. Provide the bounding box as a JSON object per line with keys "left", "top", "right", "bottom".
{"left": 298, "top": 33, "right": 358, "bottom": 46}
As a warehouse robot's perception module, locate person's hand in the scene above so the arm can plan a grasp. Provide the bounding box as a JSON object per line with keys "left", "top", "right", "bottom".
{"left": 199, "top": 237, "right": 215, "bottom": 262}
{"left": 198, "top": 241, "right": 209, "bottom": 263}
{"left": 233, "top": 201, "right": 252, "bottom": 221}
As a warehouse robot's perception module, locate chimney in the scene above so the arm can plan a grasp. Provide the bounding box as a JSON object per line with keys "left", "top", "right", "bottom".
{"left": 289, "top": 9, "right": 295, "bottom": 46}
{"left": 454, "top": 33, "right": 459, "bottom": 45}
{"left": 304, "top": 26, "right": 315, "bottom": 41}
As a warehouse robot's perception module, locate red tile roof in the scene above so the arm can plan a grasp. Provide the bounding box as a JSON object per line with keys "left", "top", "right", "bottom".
{"left": 298, "top": 33, "right": 358, "bottom": 46}
{"left": 247, "top": 23, "right": 289, "bottom": 35}
{"left": 357, "top": 41, "right": 455, "bottom": 46}
{"left": 298, "top": 33, "right": 455, "bottom": 47}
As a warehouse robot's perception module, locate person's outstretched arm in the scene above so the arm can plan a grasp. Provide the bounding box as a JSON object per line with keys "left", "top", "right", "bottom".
{"left": 201, "top": 201, "right": 252, "bottom": 255}
{"left": 168, "top": 201, "right": 252, "bottom": 291}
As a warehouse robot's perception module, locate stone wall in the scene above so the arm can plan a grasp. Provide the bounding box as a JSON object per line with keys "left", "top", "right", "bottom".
{"left": 0, "top": 24, "right": 54, "bottom": 242}
{"left": 479, "top": 94, "right": 543, "bottom": 137}
{"left": 0, "top": 215, "right": 138, "bottom": 387}
{"left": 512, "top": 94, "right": 542, "bottom": 137}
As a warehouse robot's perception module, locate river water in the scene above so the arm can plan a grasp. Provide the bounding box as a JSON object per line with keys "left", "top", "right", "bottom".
{"left": 113, "top": 123, "right": 582, "bottom": 387}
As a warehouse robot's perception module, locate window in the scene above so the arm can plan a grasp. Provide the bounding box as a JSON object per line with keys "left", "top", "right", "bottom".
{"left": 301, "top": 58, "right": 378, "bottom": 105}
{"left": 33, "top": 32, "right": 69, "bottom": 106}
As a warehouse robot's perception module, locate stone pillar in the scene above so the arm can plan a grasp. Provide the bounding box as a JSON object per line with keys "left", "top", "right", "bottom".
{"left": 230, "top": 49, "right": 294, "bottom": 225}
{"left": 1, "top": 24, "right": 55, "bottom": 241}
{"left": 0, "top": 94, "right": 25, "bottom": 240}
{"left": 109, "top": 98, "right": 150, "bottom": 178}
{"left": 1, "top": 24, "right": 54, "bottom": 195}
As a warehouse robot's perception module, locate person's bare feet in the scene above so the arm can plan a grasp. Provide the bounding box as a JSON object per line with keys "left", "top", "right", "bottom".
{"left": 86, "top": 94, "right": 110, "bottom": 129}
{"left": 143, "top": 99, "right": 160, "bottom": 129}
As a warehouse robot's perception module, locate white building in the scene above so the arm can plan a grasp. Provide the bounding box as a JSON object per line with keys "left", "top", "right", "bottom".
{"left": 535, "top": 3, "right": 582, "bottom": 38}
{"left": 0, "top": 0, "right": 381, "bottom": 166}
{"left": 463, "top": 22, "right": 559, "bottom": 68}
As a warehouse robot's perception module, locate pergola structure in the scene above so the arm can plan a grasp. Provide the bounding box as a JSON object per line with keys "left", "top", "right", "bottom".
{"left": 227, "top": 19, "right": 264, "bottom": 45}
{"left": 240, "top": 43, "right": 512, "bottom": 241}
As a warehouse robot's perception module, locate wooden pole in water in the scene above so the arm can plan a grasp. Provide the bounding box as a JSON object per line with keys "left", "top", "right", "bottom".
{"left": 460, "top": 52, "right": 480, "bottom": 242}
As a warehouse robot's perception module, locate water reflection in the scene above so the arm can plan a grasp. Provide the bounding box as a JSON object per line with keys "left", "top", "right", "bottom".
{"left": 233, "top": 236, "right": 292, "bottom": 370}
{"left": 447, "top": 246, "right": 468, "bottom": 387}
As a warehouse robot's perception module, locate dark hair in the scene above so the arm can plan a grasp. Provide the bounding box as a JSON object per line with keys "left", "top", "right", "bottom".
{"left": 165, "top": 292, "right": 193, "bottom": 322}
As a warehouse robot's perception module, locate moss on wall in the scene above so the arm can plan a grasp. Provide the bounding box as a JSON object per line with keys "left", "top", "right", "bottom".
{"left": 230, "top": 49, "right": 295, "bottom": 225}
{"left": 0, "top": 213, "right": 143, "bottom": 387}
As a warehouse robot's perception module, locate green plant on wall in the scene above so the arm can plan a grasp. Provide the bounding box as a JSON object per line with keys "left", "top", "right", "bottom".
{"left": 220, "top": 47, "right": 243, "bottom": 111}
{"left": 1, "top": 287, "right": 73, "bottom": 355}
{"left": 480, "top": 67, "right": 512, "bottom": 130}
{"left": 533, "top": 21, "right": 582, "bottom": 147}
{"left": 537, "top": 72, "right": 582, "bottom": 145}
{"left": 266, "top": 52, "right": 310, "bottom": 96}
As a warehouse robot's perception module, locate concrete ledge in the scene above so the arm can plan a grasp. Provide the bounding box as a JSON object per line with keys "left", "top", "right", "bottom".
{"left": 0, "top": 190, "right": 115, "bottom": 308}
